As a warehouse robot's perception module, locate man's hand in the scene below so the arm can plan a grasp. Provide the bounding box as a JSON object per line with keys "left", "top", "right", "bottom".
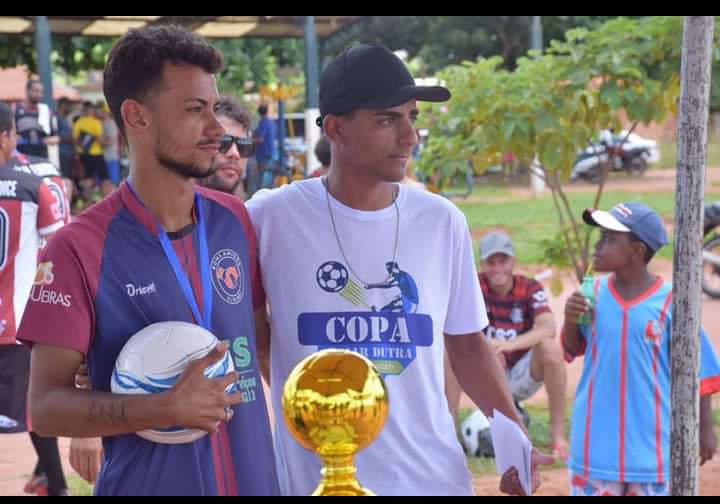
{"left": 489, "top": 339, "right": 511, "bottom": 353}
{"left": 700, "top": 421, "right": 717, "bottom": 466}
{"left": 166, "top": 342, "right": 243, "bottom": 433}
{"left": 43, "top": 135, "right": 60, "bottom": 146}
{"left": 488, "top": 340, "right": 509, "bottom": 368}
{"left": 564, "top": 291, "right": 589, "bottom": 325}
{"left": 499, "top": 449, "right": 555, "bottom": 495}
{"left": 69, "top": 437, "right": 103, "bottom": 484}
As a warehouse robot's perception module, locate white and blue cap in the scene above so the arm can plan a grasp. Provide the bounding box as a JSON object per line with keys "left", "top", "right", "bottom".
{"left": 583, "top": 202, "right": 669, "bottom": 253}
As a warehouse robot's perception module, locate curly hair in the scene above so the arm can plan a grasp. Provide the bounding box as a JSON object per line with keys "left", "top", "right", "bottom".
{"left": 216, "top": 96, "right": 251, "bottom": 132}
{"left": 103, "top": 24, "right": 224, "bottom": 137}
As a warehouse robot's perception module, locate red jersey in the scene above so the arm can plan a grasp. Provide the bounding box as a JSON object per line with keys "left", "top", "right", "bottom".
{"left": 0, "top": 160, "right": 64, "bottom": 344}
{"left": 478, "top": 272, "right": 552, "bottom": 367}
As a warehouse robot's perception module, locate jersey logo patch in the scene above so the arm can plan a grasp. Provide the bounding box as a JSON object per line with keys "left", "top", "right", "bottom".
{"left": 211, "top": 249, "right": 245, "bottom": 305}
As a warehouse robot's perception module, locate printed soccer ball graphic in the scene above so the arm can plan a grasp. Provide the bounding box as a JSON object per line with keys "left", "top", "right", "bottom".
{"left": 317, "top": 261, "right": 349, "bottom": 293}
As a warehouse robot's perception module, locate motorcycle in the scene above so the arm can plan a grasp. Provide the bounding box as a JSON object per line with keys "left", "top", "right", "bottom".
{"left": 570, "top": 131, "right": 652, "bottom": 183}
{"left": 702, "top": 202, "right": 720, "bottom": 298}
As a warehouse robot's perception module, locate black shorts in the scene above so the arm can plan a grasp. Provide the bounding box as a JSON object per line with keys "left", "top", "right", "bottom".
{"left": 0, "top": 344, "right": 30, "bottom": 433}
{"left": 80, "top": 154, "right": 110, "bottom": 182}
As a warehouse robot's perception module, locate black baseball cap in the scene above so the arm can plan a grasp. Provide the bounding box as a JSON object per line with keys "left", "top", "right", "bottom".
{"left": 317, "top": 44, "right": 451, "bottom": 127}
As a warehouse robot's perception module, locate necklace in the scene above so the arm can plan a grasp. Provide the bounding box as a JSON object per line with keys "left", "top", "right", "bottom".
{"left": 323, "top": 177, "right": 400, "bottom": 288}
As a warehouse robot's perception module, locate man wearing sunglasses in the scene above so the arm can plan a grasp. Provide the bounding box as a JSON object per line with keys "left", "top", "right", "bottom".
{"left": 200, "top": 97, "right": 254, "bottom": 199}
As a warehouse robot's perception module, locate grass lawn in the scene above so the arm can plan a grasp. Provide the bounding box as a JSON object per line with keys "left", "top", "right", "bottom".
{"left": 457, "top": 188, "right": 720, "bottom": 266}
{"left": 67, "top": 474, "right": 93, "bottom": 496}
{"left": 659, "top": 139, "right": 720, "bottom": 170}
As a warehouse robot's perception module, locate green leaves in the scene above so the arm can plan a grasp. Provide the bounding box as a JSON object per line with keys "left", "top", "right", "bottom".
{"left": 418, "top": 16, "right": 686, "bottom": 182}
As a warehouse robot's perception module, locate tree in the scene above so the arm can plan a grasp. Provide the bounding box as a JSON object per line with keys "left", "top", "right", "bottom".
{"left": 417, "top": 17, "right": 686, "bottom": 280}
{"left": 324, "top": 16, "right": 629, "bottom": 74}
{"left": 671, "top": 16, "right": 714, "bottom": 497}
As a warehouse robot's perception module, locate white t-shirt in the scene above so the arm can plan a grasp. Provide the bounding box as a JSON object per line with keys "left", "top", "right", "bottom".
{"left": 247, "top": 178, "right": 488, "bottom": 496}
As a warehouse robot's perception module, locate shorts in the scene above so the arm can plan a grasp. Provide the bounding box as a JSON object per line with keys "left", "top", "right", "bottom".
{"left": 570, "top": 472, "right": 670, "bottom": 496}
{"left": 80, "top": 154, "right": 110, "bottom": 183}
{"left": 507, "top": 349, "right": 543, "bottom": 401}
{"left": 0, "top": 344, "right": 30, "bottom": 433}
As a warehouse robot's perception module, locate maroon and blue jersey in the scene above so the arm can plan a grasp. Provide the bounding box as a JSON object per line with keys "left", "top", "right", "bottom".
{"left": 564, "top": 276, "right": 720, "bottom": 484}
{"left": 17, "top": 182, "right": 279, "bottom": 496}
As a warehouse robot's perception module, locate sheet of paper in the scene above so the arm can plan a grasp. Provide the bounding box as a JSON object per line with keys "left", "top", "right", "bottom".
{"left": 489, "top": 409, "right": 533, "bottom": 496}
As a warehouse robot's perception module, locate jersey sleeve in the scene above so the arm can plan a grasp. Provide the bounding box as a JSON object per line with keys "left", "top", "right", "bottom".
{"left": 16, "top": 229, "right": 95, "bottom": 355}
{"left": 444, "top": 208, "right": 488, "bottom": 335}
{"left": 699, "top": 327, "right": 720, "bottom": 396}
{"left": 35, "top": 180, "right": 64, "bottom": 237}
{"left": 527, "top": 278, "right": 552, "bottom": 318}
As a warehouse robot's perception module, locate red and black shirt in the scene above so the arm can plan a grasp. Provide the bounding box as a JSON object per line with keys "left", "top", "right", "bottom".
{"left": 478, "top": 273, "right": 552, "bottom": 367}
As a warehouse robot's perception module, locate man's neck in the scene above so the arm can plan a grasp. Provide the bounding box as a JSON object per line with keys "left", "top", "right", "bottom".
{"left": 128, "top": 154, "right": 196, "bottom": 233}
{"left": 325, "top": 169, "right": 397, "bottom": 211}
{"left": 612, "top": 265, "right": 656, "bottom": 301}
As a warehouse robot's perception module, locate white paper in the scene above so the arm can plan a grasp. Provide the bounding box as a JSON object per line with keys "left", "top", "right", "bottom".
{"left": 489, "top": 409, "right": 533, "bottom": 496}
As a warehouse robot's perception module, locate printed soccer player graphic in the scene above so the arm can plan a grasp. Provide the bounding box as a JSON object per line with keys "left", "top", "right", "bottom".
{"left": 365, "top": 262, "right": 419, "bottom": 314}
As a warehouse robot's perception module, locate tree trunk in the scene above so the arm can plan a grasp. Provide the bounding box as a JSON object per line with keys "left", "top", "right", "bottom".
{"left": 671, "top": 15, "right": 714, "bottom": 496}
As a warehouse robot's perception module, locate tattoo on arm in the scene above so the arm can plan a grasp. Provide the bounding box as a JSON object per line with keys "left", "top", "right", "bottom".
{"left": 88, "top": 399, "right": 128, "bottom": 426}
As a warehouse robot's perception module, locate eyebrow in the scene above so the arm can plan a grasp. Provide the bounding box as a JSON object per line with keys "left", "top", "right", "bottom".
{"left": 373, "top": 109, "right": 420, "bottom": 119}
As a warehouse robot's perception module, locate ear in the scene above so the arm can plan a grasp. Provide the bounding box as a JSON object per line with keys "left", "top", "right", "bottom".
{"left": 121, "top": 99, "right": 150, "bottom": 133}
{"left": 631, "top": 239, "right": 648, "bottom": 262}
{"left": 322, "top": 115, "right": 345, "bottom": 146}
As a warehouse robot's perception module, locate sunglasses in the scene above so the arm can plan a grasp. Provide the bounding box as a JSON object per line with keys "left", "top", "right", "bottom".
{"left": 219, "top": 134, "right": 255, "bottom": 158}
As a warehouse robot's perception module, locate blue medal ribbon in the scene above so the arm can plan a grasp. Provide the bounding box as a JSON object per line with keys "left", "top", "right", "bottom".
{"left": 127, "top": 182, "right": 213, "bottom": 331}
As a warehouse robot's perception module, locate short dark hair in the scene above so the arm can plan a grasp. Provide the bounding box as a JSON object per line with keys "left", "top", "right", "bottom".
{"left": 314, "top": 136, "right": 331, "bottom": 167}
{"left": 103, "top": 24, "right": 224, "bottom": 137}
{"left": 26, "top": 79, "right": 41, "bottom": 91}
{"left": 216, "top": 96, "right": 250, "bottom": 131}
{"left": 257, "top": 104, "right": 268, "bottom": 116}
{"left": 0, "top": 102, "right": 13, "bottom": 134}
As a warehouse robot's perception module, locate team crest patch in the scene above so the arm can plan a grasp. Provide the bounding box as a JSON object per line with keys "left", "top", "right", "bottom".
{"left": 211, "top": 249, "right": 245, "bottom": 305}
{"left": 645, "top": 319, "right": 662, "bottom": 346}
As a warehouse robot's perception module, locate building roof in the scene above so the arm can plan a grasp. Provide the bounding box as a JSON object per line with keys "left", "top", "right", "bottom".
{"left": 0, "top": 16, "right": 362, "bottom": 38}
{"left": 0, "top": 66, "right": 80, "bottom": 102}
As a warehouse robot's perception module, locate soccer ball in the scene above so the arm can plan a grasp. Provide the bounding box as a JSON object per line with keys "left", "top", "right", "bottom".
{"left": 111, "top": 321, "right": 236, "bottom": 444}
{"left": 316, "top": 261, "right": 349, "bottom": 293}
{"left": 459, "top": 409, "right": 495, "bottom": 458}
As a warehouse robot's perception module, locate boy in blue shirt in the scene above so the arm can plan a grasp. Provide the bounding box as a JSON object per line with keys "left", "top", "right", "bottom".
{"left": 562, "top": 202, "right": 720, "bottom": 496}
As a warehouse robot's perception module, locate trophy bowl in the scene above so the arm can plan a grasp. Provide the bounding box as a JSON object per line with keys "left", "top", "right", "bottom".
{"left": 282, "top": 349, "right": 389, "bottom": 496}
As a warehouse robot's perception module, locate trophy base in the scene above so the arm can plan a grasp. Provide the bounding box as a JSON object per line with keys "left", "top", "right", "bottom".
{"left": 312, "top": 483, "right": 375, "bottom": 497}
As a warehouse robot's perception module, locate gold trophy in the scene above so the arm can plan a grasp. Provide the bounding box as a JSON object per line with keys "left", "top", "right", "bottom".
{"left": 282, "top": 349, "right": 389, "bottom": 496}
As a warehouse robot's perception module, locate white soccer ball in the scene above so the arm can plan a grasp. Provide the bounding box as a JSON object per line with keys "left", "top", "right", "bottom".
{"left": 111, "top": 321, "right": 236, "bottom": 444}
{"left": 459, "top": 409, "right": 495, "bottom": 458}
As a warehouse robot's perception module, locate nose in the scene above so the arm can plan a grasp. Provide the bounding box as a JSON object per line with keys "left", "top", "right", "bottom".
{"left": 399, "top": 118, "right": 418, "bottom": 148}
{"left": 225, "top": 142, "right": 241, "bottom": 160}
{"left": 207, "top": 112, "right": 225, "bottom": 142}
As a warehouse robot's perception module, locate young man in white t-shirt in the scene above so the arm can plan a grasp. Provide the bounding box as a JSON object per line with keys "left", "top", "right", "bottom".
{"left": 247, "top": 44, "right": 554, "bottom": 496}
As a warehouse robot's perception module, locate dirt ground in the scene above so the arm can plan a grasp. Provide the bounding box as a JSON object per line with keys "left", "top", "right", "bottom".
{"left": 3, "top": 168, "right": 720, "bottom": 496}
